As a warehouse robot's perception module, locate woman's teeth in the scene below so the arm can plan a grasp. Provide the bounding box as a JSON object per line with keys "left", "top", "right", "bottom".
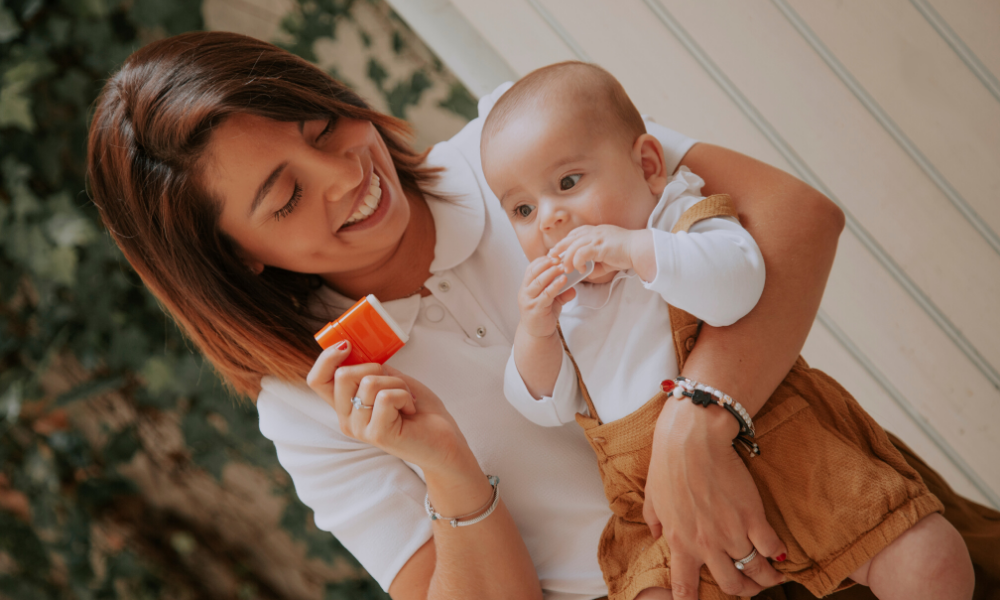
{"left": 343, "top": 173, "right": 382, "bottom": 226}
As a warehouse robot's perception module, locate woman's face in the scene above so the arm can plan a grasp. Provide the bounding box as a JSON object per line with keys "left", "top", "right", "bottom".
{"left": 203, "top": 113, "right": 410, "bottom": 284}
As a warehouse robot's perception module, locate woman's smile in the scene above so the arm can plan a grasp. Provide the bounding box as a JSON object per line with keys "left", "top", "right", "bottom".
{"left": 339, "top": 170, "right": 390, "bottom": 232}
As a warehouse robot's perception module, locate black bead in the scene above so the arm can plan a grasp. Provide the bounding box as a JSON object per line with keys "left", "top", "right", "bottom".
{"left": 691, "top": 389, "right": 715, "bottom": 407}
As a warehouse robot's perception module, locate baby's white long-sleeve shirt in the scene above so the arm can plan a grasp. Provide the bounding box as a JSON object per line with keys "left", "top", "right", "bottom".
{"left": 504, "top": 168, "right": 765, "bottom": 425}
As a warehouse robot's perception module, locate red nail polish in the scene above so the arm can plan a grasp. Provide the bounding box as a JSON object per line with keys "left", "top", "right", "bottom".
{"left": 336, "top": 340, "right": 349, "bottom": 351}
{"left": 776, "top": 553, "right": 786, "bottom": 562}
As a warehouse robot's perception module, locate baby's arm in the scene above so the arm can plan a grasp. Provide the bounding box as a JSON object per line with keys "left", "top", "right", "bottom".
{"left": 511, "top": 255, "right": 573, "bottom": 399}
{"left": 646, "top": 193, "right": 765, "bottom": 326}
{"left": 503, "top": 255, "right": 585, "bottom": 426}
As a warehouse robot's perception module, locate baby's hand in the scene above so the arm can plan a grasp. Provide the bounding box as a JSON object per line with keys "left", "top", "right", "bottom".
{"left": 549, "top": 225, "right": 646, "bottom": 277}
{"left": 518, "top": 255, "right": 576, "bottom": 339}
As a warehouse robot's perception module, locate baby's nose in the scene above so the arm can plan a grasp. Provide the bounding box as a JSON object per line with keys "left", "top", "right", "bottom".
{"left": 540, "top": 206, "right": 567, "bottom": 231}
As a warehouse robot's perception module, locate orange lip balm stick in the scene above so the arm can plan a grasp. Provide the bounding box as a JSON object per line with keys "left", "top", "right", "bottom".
{"left": 314, "top": 294, "right": 408, "bottom": 365}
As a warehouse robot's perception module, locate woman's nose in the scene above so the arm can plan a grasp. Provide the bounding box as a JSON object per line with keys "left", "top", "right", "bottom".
{"left": 311, "top": 150, "right": 364, "bottom": 205}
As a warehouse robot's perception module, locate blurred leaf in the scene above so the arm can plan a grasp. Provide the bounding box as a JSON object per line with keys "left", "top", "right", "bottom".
{"left": 0, "top": 6, "right": 21, "bottom": 43}
{"left": 0, "top": 79, "right": 35, "bottom": 131}
{"left": 367, "top": 57, "right": 388, "bottom": 89}
{"left": 103, "top": 426, "right": 139, "bottom": 465}
{"left": 140, "top": 355, "right": 173, "bottom": 395}
{"left": 47, "top": 210, "right": 97, "bottom": 248}
{"left": 0, "top": 380, "right": 22, "bottom": 423}
{"left": 0, "top": 511, "right": 50, "bottom": 575}
{"left": 52, "top": 376, "right": 125, "bottom": 407}
{"left": 64, "top": 0, "right": 110, "bottom": 19}
{"left": 76, "top": 475, "right": 135, "bottom": 510}
{"left": 169, "top": 531, "right": 196, "bottom": 556}
{"left": 438, "top": 82, "right": 477, "bottom": 121}
{"left": 3, "top": 56, "right": 57, "bottom": 86}
{"left": 385, "top": 70, "right": 431, "bottom": 118}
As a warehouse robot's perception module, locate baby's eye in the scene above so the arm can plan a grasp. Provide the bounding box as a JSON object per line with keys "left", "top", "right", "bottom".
{"left": 560, "top": 174, "right": 581, "bottom": 190}
{"left": 513, "top": 204, "right": 535, "bottom": 219}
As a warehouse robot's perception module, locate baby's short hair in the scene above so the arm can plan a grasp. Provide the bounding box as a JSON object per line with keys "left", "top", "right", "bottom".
{"left": 481, "top": 61, "right": 647, "bottom": 154}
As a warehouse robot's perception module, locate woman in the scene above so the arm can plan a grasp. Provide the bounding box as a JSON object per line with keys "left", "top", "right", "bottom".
{"left": 87, "top": 32, "right": 997, "bottom": 600}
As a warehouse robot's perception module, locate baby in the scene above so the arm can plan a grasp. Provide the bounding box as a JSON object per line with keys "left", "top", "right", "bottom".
{"left": 479, "top": 62, "right": 972, "bottom": 600}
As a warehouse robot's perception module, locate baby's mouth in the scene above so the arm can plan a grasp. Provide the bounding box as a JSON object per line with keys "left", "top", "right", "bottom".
{"left": 342, "top": 172, "right": 382, "bottom": 227}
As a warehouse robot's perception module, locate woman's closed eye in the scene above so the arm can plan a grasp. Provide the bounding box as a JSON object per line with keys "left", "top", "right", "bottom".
{"left": 560, "top": 174, "right": 581, "bottom": 190}
{"left": 316, "top": 117, "right": 337, "bottom": 143}
{"left": 274, "top": 182, "right": 302, "bottom": 221}
{"left": 271, "top": 118, "right": 336, "bottom": 222}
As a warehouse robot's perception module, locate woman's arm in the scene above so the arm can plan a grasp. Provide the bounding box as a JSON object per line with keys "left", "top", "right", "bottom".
{"left": 306, "top": 344, "right": 542, "bottom": 600}
{"left": 643, "top": 143, "right": 845, "bottom": 600}
{"left": 681, "top": 143, "right": 844, "bottom": 405}
{"left": 389, "top": 458, "right": 541, "bottom": 600}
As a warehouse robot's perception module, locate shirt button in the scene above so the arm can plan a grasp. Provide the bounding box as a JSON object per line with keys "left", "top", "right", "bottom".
{"left": 685, "top": 336, "right": 696, "bottom": 351}
{"left": 437, "top": 280, "right": 451, "bottom": 292}
{"left": 425, "top": 305, "right": 445, "bottom": 323}
{"left": 475, "top": 326, "right": 487, "bottom": 338}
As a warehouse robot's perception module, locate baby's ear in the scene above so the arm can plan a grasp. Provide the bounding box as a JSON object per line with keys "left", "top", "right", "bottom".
{"left": 633, "top": 134, "right": 669, "bottom": 197}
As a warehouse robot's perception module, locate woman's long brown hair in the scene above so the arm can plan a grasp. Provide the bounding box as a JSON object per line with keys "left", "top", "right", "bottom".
{"left": 87, "top": 31, "right": 437, "bottom": 398}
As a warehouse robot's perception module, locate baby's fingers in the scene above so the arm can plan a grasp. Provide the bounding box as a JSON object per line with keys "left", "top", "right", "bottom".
{"left": 549, "top": 226, "right": 594, "bottom": 257}
{"left": 522, "top": 255, "right": 560, "bottom": 287}
{"left": 559, "top": 241, "right": 598, "bottom": 274}
{"left": 524, "top": 264, "right": 568, "bottom": 301}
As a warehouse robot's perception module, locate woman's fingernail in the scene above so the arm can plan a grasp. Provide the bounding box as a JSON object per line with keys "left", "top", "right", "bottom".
{"left": 336, "top": 341, "right": 349, "bottom": 351}
{"left": 776, "top": 553, "right": 787, "bottom": 562}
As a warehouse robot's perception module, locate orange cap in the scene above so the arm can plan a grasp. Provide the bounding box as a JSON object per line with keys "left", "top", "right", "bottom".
{"left": 314, "top": 295, "right": 408, "bottom": 365}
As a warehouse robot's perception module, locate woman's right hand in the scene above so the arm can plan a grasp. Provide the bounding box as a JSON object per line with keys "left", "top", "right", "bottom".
{"left": 643, "top": 400, "right": 788, "bottom": 598}
{"left": 306, "top": 341, "right": 468, "bottom": 473}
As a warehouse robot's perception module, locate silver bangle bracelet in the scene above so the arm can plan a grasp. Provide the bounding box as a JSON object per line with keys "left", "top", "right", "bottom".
{"left": 425, "top": 475, "right": 500, "bottom": 528}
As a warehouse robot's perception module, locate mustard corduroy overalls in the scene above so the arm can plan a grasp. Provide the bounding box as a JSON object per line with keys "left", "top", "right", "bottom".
{"left": 564, "top": 196, "right": 943, "bottom": 600}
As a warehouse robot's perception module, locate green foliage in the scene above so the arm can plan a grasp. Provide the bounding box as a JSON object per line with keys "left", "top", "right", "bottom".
{"left": 2, "top": 0, "right": 470, "bottom": 596}
{"left": 280, "top": 0, "right": 476, "bottom": 125}
{"left": 437, "top": 82, "right": 478, "bottom": 122}
{"left": 0, "top": 0, "right": 392, "bottom": 598}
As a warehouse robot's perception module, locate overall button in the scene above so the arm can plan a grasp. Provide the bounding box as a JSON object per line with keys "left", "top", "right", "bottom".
{"left": 424, "top": 305, "right": 445, "bottom": 323}
{"left": 437, "top": 280, "right": 451, "bottom": 293}
{"left": 475, "top": 326, "right": 487, "bottom": 338}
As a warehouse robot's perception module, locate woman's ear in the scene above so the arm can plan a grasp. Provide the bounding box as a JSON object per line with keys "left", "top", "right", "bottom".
{"left": 633, "top": 134, "right": 669, "bottom": 197}
{"left": 247, "top": 259, "right": 265, "bottom": 275}
{"left": 233, "top": 245, "right": 265, "bottom": 275}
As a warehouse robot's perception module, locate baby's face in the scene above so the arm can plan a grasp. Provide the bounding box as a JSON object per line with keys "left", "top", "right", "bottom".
{"left": 483, "top": 102, "right": 657, "bottom": 271}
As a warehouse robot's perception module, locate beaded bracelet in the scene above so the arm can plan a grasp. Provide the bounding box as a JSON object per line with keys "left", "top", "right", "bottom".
{"left": 662, "top": 377, "right": 760, "bottom": 456}
{"left": 425, "top": 475, "right": 501, "bottom": 528}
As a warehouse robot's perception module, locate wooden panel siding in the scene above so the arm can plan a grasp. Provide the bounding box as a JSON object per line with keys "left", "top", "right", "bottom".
{"left": 389, "top": 0, "right": 1000, "bottom": 506}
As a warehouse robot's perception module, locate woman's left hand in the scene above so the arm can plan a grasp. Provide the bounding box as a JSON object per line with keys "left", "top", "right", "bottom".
{"left": 307, "top": 341, "right": 469, "bottom": 473}
{"left": 643, "top": 399, "right": 788, "bottom": 599}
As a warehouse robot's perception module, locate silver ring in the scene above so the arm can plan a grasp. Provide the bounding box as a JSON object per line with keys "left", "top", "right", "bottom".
{"left": 351, "top": 396, "right": 372, "bottom": 410}
{"left": 733, "top": 547, "right": 758, "bottom": 570}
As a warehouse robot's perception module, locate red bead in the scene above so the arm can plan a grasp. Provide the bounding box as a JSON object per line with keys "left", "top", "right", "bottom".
{"left": 660, "top": 379, "right": 676, "bottom": 393}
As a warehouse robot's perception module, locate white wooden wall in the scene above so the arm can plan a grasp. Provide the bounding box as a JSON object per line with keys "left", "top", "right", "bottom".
{"left": 387, "top": 0, "right": 1000, "bottom": 507}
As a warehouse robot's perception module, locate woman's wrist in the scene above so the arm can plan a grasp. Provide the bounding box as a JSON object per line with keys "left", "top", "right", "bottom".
{"left": 422, "top": 449, "right": 493, "bottom": 519}
{"left": 657, "top": 395, "right": 741, "bottom": 445}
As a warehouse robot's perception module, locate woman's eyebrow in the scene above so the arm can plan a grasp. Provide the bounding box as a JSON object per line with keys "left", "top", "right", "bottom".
{"left": 248, "top": 162, "right": 288, "bottom": 216}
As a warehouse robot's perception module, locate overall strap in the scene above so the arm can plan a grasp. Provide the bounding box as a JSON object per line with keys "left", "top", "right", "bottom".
{"left": 561, "top": 193, "right": 740, "bottom": 423}
{"left": 668, "top": 194, "right": 737, "bottom": 369}
{"left": 557, "top": 325, "right": 601, "bottom": 424}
